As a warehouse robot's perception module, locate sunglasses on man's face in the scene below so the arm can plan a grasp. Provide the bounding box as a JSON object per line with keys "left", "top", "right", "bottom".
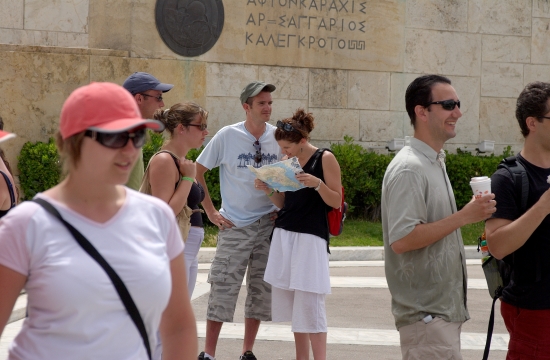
{"left": 428, "top": 99, "right": 461, "bottom": 111}
{"left": 84, "top": 128, "right": 147, "bottom": 149}
{"left": 253, "top": 140, "right": 262, "bottom": 163}
{"left": 139, "top": 93, "right": 163, "bottom": 102}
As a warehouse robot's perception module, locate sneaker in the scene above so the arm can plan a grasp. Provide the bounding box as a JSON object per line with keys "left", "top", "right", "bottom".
{"left": 239, "top": 350, "right": 257, "bottom": 360}
{"left": 198, "top": 352, "right": 205, "bottom": 360}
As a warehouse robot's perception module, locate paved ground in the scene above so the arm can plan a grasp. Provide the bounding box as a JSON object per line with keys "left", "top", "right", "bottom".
{"left": 2, "top": 251, "right": 509, "bottom": 360}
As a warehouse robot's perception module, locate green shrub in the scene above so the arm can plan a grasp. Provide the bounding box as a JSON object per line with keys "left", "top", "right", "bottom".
{"left": 330, "top": 137, "right": 513, "bottom": 220}
{"left": 17, "top": 138, "right": 60, "bottom": 200}
{"left": 446, "top": 146, "right": 513, "bottom": 209}
{"left": 142, "top": 130, "right": 165, "bottom": 167}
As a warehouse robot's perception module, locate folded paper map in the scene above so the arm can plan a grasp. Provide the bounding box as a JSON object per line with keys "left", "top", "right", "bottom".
{"left": 247, "top": 157, "right": 306, "bottom": 192}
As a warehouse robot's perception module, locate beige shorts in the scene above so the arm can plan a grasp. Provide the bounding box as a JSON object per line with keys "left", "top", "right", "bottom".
{"left": 399, "top": 317, "right": 463, "bottom": 360}
{"left": 206, "top": 213, "right": 273, "bottom": 323}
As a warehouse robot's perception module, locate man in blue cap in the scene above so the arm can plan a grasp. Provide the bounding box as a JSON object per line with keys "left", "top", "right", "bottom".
{"left": 122, "top": 72, "right": 174, "bottom": 190}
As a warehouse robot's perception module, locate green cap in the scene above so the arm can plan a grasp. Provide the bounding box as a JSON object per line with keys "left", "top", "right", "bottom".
{"left": 240, "top": 81, "right": 276, "bottom": 104}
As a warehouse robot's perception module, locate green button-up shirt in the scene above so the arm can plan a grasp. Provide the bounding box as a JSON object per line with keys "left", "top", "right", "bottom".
{"left": 382, "top": 137, "right": 469, "bottom": 329}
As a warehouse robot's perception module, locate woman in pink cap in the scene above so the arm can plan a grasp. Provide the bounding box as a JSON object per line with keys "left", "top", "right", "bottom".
{"left": 0, "top": 82, "right": 197, "bottom": 360}
{"left": 0, "top": 122, "right": 17, "bottom": 218}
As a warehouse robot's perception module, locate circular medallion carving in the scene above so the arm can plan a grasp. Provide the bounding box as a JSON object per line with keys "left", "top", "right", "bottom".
{"left": 155, "top": 0, "right": 224, "bottom": 57}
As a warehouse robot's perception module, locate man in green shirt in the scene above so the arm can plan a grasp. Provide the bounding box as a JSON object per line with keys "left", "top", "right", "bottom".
{"left": 382, "top": 74, "right": 496, "bottom": 359}
{"left": 122, "top": 72, "right": 173, "bottom": 190}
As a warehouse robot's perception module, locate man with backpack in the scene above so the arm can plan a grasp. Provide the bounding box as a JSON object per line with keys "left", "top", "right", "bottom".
{"left": 382, "top": 74, "right": 497, "bottom": 359}
{"left": 486, "top": 81, "right": 550, "bottom": 359}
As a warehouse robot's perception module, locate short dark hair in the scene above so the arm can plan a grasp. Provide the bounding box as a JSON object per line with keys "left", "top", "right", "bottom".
{"left": 405, "top": 74, "right": 452, "bottom": 127}
{"left": 516, "top": 82, "right": 550, "bottom": 137}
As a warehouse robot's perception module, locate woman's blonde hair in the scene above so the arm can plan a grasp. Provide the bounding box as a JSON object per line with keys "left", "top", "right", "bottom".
{"left": 153, "top": 102, "right": 208, "bottom": 137}
{"left": 55, "top": 131, "right": 86, "bottom": 175}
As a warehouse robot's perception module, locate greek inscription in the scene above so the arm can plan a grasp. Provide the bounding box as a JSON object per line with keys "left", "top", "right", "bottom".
{"left": 247, "top": 0, "right": 366, "bottom": 14}
{"left": 246, "top": 31, "right": 366, "bottom": 50}
{"left": 244, "top": 0, "right": 366, "bottom": 51}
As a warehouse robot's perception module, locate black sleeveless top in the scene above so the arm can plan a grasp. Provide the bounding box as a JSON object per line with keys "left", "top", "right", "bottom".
{"left": 0, "top": 170, "right": 16, "bottom": 218}
{"left": 275, "top": 149, "right": 331, "bottom": 242}
{"left": 188, "top": 181, "right": 205, "bottom": 227}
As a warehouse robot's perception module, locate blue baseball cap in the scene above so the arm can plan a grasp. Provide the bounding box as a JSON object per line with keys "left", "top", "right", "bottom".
{"left": 122, "top": 72, "right": 174, "bottom": 95}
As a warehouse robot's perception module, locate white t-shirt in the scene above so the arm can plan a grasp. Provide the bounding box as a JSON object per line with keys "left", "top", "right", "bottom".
{"left": 0, "top": 190, "right": 184, "bottom": 360}
{"left": 197, "top": 121, "right": 281, "bottom": 227}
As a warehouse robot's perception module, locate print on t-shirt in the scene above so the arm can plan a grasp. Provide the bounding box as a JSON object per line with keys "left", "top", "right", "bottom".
{"left": 237, "top": 152, "right": 278, "bottom": 168}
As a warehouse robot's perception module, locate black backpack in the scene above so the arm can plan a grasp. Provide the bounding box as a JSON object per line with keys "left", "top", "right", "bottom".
{"left": 480, "top": 155, "right": 527, "bottom": 360}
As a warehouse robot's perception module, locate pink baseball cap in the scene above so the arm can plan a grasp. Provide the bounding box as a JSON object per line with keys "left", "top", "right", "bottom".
{"left": 0, "top": 130, "right": 16, "bottom": 145}
{"left": 60, "top": 82, "right": 165, "bottom": 139}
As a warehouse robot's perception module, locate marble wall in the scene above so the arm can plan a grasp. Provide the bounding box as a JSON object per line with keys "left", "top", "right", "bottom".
{"left": 3, "top": 0, "right": 550, "bottom": 171}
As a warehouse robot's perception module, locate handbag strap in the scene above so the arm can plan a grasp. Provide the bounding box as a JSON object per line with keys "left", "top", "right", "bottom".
{"left": 0, "top": 170, "right": 16, "bottom": 209}
{"left": 32, "top": 198, "right": 152, "bottom": 360}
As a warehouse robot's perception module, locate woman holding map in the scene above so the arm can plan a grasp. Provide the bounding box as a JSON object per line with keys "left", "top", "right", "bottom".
{"left": 254, "top": 108, "right": 342, "bottom": 360}
{"left": 142, "top": 102, "right": 208, "bottom": 298}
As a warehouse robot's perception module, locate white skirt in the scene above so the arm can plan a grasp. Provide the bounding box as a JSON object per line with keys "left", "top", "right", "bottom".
{"left": 264, "top": 228, "right": 331, "bottom": 294}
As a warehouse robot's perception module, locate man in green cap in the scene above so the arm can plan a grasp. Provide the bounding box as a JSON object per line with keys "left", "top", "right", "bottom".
{"left": 195, "top": 81, "right": 280, "bottom": 360}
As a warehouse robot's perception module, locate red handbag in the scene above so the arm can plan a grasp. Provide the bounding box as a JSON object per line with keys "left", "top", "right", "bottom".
{"left": 327, "top": 186, "right": 347, "bottom": 236}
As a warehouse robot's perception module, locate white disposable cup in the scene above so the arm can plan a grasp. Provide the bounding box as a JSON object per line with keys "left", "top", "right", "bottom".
{"left": 470, "top": 176, "right": 491, "bottom": 199}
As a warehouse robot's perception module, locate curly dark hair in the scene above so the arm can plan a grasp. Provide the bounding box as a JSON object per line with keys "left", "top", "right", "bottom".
{"left": 274, "top": 108, "right": 314, "bottom": 143}
{"left": 405, "top": 74, "right": 452, "bottom": 128}
{"left": 516, "top": 82, "right": 550, "bottom": 137}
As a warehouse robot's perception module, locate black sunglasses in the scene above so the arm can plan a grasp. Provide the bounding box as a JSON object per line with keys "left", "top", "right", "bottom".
{"left": 84, "top": 128, "right": 147, "bottom": 149}
{"left": 253, "top": 140, "right": 262, "bottom": 163}
{"left": 428, "top": 99, "right": 460, "bottom": 111}
{"left": 139, "top": 93, "right": 163, "bottom": 102}
{"left": 188, "top": 123, "right": 208, "bottom": 131}
{"left": 276, "top": 120, "right": 299, "bottom": 133}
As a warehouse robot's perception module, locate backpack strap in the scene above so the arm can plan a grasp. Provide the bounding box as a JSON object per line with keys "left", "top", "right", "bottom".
{"left": 32, "top": 198, "right": 152, "bottom": 360}
{"left": 482, "top": 294, "right": 499, "bottom": 360}
{"left": 498, "top": 155, "right": 528, "bottom": 212}
{"left": 0, "top": 170, "right": 16, "bottom": 209}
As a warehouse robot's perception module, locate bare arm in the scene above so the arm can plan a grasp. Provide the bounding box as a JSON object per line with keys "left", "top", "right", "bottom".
{"left": 486, "top": 188, "right": 550, "bottom": 259}
{"left": 159, "top": 254, "right": 198, "bottom": 360}
{"left": 195, "top": 163, "right": 234, "bottom": 229}
{"left": 254, "top": 178, "right": 285, "bottom": 208}
{"left": 391, "top": 194, "right": 496, "bottom": 254}
{"left": 149, "top": 154, "right": 196, "bottom": 216}
{"left": 317, "top": 152, "right": 342, "bottom": 208}
{"left": 0, "top": 265, "right": 26, "bottom": 338}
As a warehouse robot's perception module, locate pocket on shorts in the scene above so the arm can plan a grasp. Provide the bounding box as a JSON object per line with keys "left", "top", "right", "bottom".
{"left": 508, "top": 337, "right": 537, "bottom": 358}
{"left": 405, "top": 345, "right": 453, "bottom": 360}
{"left": 208, "top": 255, "right": 230, "bottom": 283}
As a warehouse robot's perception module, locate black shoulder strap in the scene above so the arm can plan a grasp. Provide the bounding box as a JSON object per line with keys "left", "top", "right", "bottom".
{"left": 498, "top": 155, "right": 528, "bottom": 212}
{"left": 310, "top": 148, "right": 331, "bottom": 170}
{"left": 32, "top": 198, "right": 152, "bottom": 360}
{"left": 0, "top": 170, "right": 16, "bottom": 209}
{"left": 482, "top": 294, "right": 499, "bottom": 360}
